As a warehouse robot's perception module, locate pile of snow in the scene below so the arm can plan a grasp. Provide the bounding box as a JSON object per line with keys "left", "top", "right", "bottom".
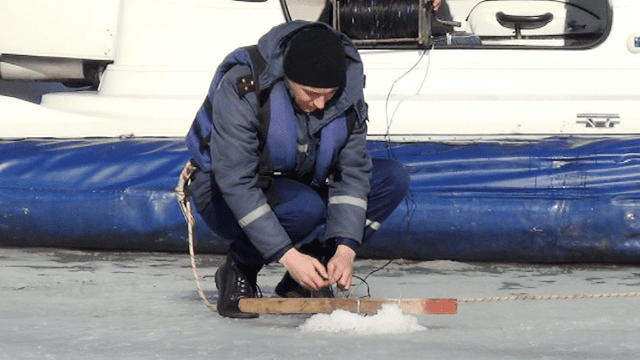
{"left": 299, "top": 303, "right": 427, "bottom": 335}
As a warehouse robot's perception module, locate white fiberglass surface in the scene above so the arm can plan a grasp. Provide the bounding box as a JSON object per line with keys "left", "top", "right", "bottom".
{"left": 1, "top": 247, "right": 638, "bottom": 359}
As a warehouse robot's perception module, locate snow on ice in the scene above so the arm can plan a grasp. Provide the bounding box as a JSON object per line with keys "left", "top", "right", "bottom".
{"left": 299, "top": 303, "right": 426, "bottom": 334}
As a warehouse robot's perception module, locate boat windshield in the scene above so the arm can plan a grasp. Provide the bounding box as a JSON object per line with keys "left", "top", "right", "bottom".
{"left": 282, "top": 0, "right": 611, "bottom": 49}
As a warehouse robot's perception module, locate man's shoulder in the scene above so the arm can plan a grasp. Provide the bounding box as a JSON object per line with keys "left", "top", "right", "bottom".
{"left": 218, "top": 63, "right": 253, "bottom": 86}
{"left": 210, "top": 63, "right": 260, "bottom": 125}
{"left": 214, "top": 63, "right": 257, "bottom": 99}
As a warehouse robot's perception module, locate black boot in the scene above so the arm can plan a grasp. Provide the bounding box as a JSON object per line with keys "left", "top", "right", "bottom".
{"left": 274, "top": 271, "right": 334, "bottom": 298}
{"left": 214, "top": 254, "right": 259, "bottom": 318}
{"left": 275, "top": 240, "right": 335, "bottom": 298}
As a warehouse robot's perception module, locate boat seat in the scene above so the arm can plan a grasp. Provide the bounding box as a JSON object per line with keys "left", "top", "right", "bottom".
{"left": 465, "top": 0, "right": 604, "bottom": 46}
{"left": 495, "top": 11, "right": 553, "bottom": 39}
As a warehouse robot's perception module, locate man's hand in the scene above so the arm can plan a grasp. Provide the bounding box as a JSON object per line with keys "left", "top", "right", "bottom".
{"left": 327, "top": 244, "right": 356, "bottom": 291}
{"left": 432, "top": 0, "right": 442, "bottom": 10}
{"left": 278, "top": 248, "right": 330, "bottom": 290}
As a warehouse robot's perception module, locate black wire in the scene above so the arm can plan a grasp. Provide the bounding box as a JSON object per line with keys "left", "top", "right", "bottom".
{"left": 351, "top": 275, "right": 371, "bottom": 298}
{"left": 345, "top": 259, "right": 395, "bottom": 299}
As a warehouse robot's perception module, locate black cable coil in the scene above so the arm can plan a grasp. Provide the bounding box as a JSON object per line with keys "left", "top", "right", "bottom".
{"left": 339, "top": 0, "right": 420, "bottom": 40}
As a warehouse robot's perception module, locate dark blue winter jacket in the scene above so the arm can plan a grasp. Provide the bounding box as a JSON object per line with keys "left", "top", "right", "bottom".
{"left": 186, "top": 21, "right": 372, "bottom": 262}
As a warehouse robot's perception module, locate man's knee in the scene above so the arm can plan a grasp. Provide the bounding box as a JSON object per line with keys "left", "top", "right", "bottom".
{"left": 372, "top": 157, "right": 410, "bottom": 199}
{"left": 292, "top": 196, "right": 326, "bottom": 224}
{"left": 274, "top": 188, "right": 327, "bottom": 239}
{"left": 390, "top": 160, "right": 410, "bottom": 197}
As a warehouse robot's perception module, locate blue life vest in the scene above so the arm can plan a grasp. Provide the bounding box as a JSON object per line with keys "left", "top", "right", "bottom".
{"left": 186, "top": 46, "right": 353, "bottom": 189}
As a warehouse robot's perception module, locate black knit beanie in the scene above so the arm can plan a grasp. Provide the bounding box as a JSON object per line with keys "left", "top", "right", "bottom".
{"left": 283, "top": 26, "right": 346, "bottom": 89}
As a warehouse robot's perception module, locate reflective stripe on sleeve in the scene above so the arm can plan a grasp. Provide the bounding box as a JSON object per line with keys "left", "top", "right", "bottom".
{"left": 238, "top": 204, "right": 271, "bottom": 228}
{"left": 328, "top": 195, "right": 367, "bottom": 210}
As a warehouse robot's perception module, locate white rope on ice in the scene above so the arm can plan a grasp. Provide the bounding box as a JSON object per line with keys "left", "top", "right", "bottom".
{"left": 458, "top": 291, "right": 640, "bottom": 303}
{"left": 176, "top": 161, "right": 217, "bottom": 312}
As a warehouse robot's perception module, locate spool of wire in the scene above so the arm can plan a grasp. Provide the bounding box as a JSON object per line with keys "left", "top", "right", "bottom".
{"left": 339, "top": 0, "right": 420, "bottom": 40}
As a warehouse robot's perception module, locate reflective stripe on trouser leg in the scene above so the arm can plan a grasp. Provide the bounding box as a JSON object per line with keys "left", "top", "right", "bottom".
{"left": 365, "top": 219, "right": 381, "bottom": 230}
{"left": 361, "top": 157, "right": 410, "bottom": 244}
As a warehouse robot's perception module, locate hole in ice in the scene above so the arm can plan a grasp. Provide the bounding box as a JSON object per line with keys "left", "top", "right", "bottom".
{"left": 298, "top": 303, "right": 427, "bottom": 335}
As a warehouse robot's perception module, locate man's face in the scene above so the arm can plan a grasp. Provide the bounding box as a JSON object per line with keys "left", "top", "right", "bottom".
{"left": 288, "top": 80, "right": 338, "bottom": 114}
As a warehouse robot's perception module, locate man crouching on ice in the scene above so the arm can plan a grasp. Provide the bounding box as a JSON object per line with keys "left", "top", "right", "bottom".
{"left": 185, "top": 21, "right": 410, "bottom": 318}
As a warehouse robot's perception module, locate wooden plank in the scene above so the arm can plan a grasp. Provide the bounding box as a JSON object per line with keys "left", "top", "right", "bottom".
{"left": 238, "top": 298, "right": 457, "bottom": 315}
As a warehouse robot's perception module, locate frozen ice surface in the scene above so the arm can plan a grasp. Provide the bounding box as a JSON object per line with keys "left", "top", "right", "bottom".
{"left": 1, "top": 247, "right": 640, "bottom": 360}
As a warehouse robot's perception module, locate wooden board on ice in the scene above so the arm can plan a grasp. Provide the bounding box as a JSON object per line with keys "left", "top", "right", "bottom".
{"left": 238, "top": 298, "right": 458, "bottom": 315}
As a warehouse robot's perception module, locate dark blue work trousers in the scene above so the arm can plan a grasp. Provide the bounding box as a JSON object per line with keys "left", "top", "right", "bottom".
{"left": 196, "top": 157, "right": 409, "bottom": 268}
